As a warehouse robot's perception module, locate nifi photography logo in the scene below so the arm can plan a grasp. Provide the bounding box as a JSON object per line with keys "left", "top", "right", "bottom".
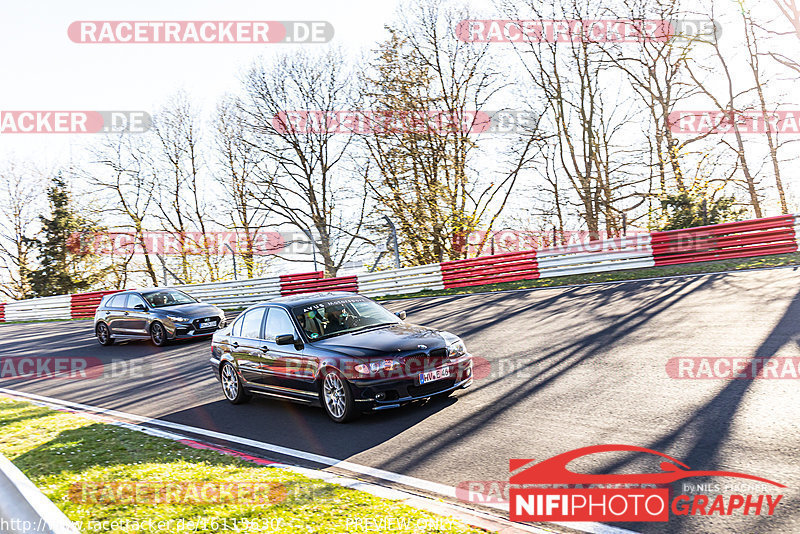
{"left": 509, "top": 445, "right": 785, "bottom": 523}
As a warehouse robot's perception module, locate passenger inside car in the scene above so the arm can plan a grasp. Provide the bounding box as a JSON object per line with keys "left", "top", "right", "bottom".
{"left": 301, "top": 309, "right": 326, "bottom": 338}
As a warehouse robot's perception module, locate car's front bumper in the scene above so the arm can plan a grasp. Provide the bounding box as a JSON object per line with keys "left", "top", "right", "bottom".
{"left": 167, "top": 322, "right": 223, "bottom": 340}
{"left": 350, "top": 356, "right": 473, "bottom": 410}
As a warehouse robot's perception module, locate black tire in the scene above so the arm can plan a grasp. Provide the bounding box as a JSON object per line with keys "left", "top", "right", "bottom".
{"left": 96, "top": 323, "right": 113, "bottom": 346}
{"left": 320, "top": 368, "right": 359, "bottom": 423}
{"left": 149, "top": 322, "right": 168, "bottom": 347}
{"left": 220, "top": 362, "right": 251, "bottom": 404}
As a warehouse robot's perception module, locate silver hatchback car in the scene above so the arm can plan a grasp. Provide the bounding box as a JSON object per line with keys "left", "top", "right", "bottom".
{"left": 93, "top": 288, "right": 226, "bottom": 346}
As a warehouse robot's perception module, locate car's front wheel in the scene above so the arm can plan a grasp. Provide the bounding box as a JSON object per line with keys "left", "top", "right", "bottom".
{"left": 320, "top": 369, "right": 359, "bottom": 423}
{"left": 220, "top": 362, "right": 251, "bottom": 404}
{"left": 96, "top": 323, "right": 113, "bottom": 346}
{"left": 149, "top": 322, "right": 168, "bottom": 347}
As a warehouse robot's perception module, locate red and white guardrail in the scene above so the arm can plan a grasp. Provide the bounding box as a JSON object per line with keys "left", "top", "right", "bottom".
{"left": 1, "top": 215, "right": 798, "bottom": 321}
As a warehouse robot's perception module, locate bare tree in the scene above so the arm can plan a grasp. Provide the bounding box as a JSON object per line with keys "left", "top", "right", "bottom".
{"left": 685, "top": 6, "right": 765, "bottom": 217}
{"left": 741, "top": 1, "right": 789, "bottom": 213}
{"left": 501, "top": 0, "right": 648, "bottom": 237}
{"left": 240, "top": 49, "right": 370, "bottom": 276}
{"left": 151, "top": 92, "right": 219, "bottom": 282}
{"left": 88, "top": 134, "right": 160, "bottom": 286}
{"left": 214, "top": 96, "right": 271, "bottom": 278}
{"left": 0, "top": 161, "right": 43, "bottom": 299}
{"left": 598, "top": 0, "right": 709, "bottom": 202}
{"left": 769, "top": 0, "right": 800, "bottom": 73}
{"left": 362, "top": 1, "right": 537, "bottom": 263}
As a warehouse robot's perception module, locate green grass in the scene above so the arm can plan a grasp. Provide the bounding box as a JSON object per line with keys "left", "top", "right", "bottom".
{"left": 0, "top": 397, "right": 484, "bottom": 533}
{"left": 376, "top": 252, "right": 800, "bottom": 301}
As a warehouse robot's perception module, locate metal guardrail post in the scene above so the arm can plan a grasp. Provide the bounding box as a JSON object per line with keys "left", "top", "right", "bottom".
{"left": 0, "top": 453, "right": 79, "bottom": 534}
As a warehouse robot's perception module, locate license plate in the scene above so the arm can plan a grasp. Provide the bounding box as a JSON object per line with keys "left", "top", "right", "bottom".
{"left": 419, "top": 366, "right": 450, "bottom": 384}
{"left": 199, "top": 321, "right": 216, "bottom": 329}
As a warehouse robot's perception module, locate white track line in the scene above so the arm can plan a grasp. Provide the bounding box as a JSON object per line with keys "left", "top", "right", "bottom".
{"left": 0, "top": 387, "right": 638, "bottom": 534}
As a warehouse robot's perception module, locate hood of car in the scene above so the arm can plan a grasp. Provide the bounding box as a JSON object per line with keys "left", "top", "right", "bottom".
{"left": 154, "top": 303, "right": 222, "bottom": 318}
{"left": 310, "top": 323, "right": 446, "bottom": 358}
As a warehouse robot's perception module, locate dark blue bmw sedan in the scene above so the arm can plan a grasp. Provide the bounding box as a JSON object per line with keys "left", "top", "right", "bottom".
{"left": 210, "top": 292, "right": 473, "bottom": 422}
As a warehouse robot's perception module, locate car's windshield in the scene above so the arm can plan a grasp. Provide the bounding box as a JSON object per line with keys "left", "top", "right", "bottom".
{"left": 291, "top": 297, "right": 400, "bottom": 340}
{"left": 143, "top": 289, "right": 197, "bottom": 308}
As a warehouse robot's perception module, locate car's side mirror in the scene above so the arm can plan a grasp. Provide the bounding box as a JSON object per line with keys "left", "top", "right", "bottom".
{"left": 133, "top": 304, "right": 146, "bottom": 311}
{"left": 276, "top": 334, "right": 298, "bottom": 346}
{"left": 395, "top": 311, "right": 407, "bottom": 320}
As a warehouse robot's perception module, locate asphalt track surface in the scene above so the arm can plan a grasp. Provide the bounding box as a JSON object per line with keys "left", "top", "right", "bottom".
{"left": 1, "top": 267, "right": 799, "bottom": 534}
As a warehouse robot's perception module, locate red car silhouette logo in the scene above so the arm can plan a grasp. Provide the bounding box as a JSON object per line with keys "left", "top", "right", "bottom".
{"left": 510, "top": 444, "right": 785, "bottom": 487}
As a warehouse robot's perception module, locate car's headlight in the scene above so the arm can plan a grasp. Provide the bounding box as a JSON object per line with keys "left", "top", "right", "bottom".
{"left": 355, "top": 360, "right": 399, "bottom": 375}
{"left": 440, "top": 331, "right": 467, "bottom": 358}
{"left": 354, "top": 363, "right": 372, "bottom": 375}
{"left": 166, "top": 315, "right": 188, "bottom": 323}
{"left": 448, "top": 339, "right": 467, "bottom": 357}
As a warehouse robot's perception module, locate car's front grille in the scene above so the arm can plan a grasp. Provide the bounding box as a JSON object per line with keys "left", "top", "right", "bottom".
{"left": 399, "top": 349, "right": 449, "bottom": 370}
{"left": 429, "top": 348, "right": 447, "bottom": 359}
{"left": 407, "top": 379, "right": 456, "bottom": 398}
{"left": 192, "top": 316, "right": 221, "bottom": 332}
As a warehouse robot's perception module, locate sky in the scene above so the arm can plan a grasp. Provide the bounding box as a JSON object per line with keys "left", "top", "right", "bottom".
{"left": 0, "top": 0, "right": 407, "bottom": 164}
{"left": 2, "top": 0, "right": 798, "bottom": 239}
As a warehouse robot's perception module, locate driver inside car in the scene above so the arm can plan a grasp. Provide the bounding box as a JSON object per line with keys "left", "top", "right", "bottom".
{"left": 325, "top": 306, "right": 350, "bottom": 334}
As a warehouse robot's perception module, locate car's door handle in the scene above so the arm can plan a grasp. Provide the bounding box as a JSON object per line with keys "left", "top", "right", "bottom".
{"left": 260, "top": 346, "right": 270, "bottom": 352}
{"left": 232, "top": 342, "right": 239, "bottom": 348}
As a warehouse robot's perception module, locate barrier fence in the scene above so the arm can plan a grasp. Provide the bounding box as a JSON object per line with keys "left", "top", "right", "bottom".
{"left": 280, "top": 271, "right": 358, "bottom": 296}
{"left": 175, "top": 277, "right": 282, "bottom": 308}
{"left": 650, "top": 215, "right": 798, "bottom": 266}
{"left": 1, "top": 215, "right": 798, "bottom": 322}
{"left": 0, "top": 452, "right": 80, "bottom": 534}
{"left": 70, "top": 290, "right": 124, "bottom": 319}
{"left": 441, "top": 250, "right": 538, "bottom": 288}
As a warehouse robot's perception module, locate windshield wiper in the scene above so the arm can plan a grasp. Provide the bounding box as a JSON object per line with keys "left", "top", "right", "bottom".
{"left": 350, "top": 322, "right": 398, "bottom": 335}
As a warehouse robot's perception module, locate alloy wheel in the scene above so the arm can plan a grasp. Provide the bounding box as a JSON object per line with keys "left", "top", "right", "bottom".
{"left": 151, "top": 323, "right": 165, "bottom": 345}
{"left": 323, "top": 372, "right": 346, "bottom": 419}
{"left": 96, "top": 324, "right": 110, "bottom": 345}
{"left": 221, "top": 364, "right": 238, "bottom": 400}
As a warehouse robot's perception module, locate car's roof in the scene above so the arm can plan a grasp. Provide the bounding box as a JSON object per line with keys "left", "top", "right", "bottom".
{"left": 102, "top": 287, "right": 187, "bottom": 297}
{"left": 104, "top": 290, "right": 361, "bottom": 306}
{"left": 138, "top": 287, "right": 184, "bottom": 295}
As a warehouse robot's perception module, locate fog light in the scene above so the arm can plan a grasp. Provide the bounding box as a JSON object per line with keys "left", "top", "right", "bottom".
{"left": 375, "top": 392, "right": 386, "bottom": 401}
